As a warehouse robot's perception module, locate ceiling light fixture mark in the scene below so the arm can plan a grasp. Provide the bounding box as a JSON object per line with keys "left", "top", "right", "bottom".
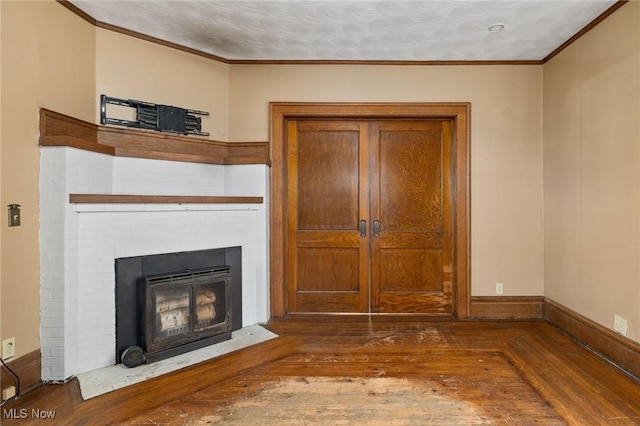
{"left": 488, "top": 23, "right": 505, "bottom": 33}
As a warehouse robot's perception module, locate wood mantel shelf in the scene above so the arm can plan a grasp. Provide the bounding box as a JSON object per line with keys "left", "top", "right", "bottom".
{"left": 39, "top": 109, "right": 270, "bottom": 166}
{"left": 69, "top": 194, "right": 263, "bottom": 204}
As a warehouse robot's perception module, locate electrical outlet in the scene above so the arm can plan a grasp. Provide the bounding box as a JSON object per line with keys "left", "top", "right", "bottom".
{"left": 2, "top": 337, "right": 15, "bottom": 359}
{"left": 614, "top": 315, "right": 628, "bottom": 336}
{"left": 2, "top": 386, "right": 16, "bottom": 401}
{"left": 495, "top": 283, "right": 504, "bottom": 295}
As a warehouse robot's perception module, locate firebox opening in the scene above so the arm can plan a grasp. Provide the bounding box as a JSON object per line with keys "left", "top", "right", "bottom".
{"left": 143, "top": 266, "right": 232, "bottom": 358}
{"left": 115, "top": 247, "right": 242, "bottom": 367}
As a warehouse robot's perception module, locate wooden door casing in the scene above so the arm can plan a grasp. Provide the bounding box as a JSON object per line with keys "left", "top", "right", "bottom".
{"left": 270, "top": 103, "right": 470, "bottom": 319}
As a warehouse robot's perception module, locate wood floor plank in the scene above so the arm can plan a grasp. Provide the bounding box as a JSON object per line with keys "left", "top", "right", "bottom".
{"left": 2, "top": 320, "right": 639, "bottom": 425}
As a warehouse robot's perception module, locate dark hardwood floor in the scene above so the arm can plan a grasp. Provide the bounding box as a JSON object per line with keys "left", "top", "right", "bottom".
{"left": 2, "top": 319, "right": 639, "bottom": 424}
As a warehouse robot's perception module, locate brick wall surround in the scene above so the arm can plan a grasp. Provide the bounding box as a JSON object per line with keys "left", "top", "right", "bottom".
{"left": 39, "top": 147, "right": 269, "bottom": 380}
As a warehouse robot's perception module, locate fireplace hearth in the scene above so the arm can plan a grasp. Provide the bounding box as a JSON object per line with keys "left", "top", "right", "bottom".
{"left": 116, "top": 247, "right": 242, "bottom": 367}
{"left": 39, "top": 137, "right": 268, "bottom": 380}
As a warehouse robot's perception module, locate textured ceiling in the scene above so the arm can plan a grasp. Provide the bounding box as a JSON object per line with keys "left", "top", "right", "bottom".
{"left": 68, "top": 0, "right": 618, "bottom": 62}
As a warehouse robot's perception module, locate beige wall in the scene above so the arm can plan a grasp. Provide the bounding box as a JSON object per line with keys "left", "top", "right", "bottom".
{"left": 1, "top": 0, "right": 95, "bottom": 358}
{"left": 229, "top": 64, "right": 544, "bottom": 297}
{"left": 543, "top": 2, "right": 640, "bottom": 342}
{"left": 95, "top": 29, "right": 229, "bottom": 140}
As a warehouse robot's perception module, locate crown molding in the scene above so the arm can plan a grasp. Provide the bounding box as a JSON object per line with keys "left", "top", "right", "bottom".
{"left": 57, "top": 0, "right": 629, "bottom": 66}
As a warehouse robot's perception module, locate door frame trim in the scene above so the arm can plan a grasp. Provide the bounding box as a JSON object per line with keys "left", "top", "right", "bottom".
{"left": 269, "top": 102, "right": 471, "bottom": 319}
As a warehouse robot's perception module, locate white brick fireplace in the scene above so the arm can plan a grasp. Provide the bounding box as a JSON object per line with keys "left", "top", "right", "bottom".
{"left": 39, "top": 147, "right": 269, "bottom": 381}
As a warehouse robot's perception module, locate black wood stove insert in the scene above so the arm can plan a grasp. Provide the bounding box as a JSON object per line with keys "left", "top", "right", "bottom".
{"left": 115, "top": 247, "right": 242, "bottom": 367}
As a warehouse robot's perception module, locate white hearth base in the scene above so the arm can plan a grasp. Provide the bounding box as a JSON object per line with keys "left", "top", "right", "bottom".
{"left": 76, "top": 324, "right": 277, "bottom": 400}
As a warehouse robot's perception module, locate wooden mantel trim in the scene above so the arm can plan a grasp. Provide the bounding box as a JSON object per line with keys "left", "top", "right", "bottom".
{"left": 39, "top": 109, "right": 270, "bottom": 166}
{"left": 69, "top": 194, "right": 263, "bottom": 204}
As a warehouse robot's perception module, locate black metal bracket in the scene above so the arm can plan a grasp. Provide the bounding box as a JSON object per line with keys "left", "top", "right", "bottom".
{"left": 100, "top": 94, "right": 210, "bottom": 136}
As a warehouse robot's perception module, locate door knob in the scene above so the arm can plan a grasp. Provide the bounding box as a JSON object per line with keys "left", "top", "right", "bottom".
{"left": 373, "top": 220, "right": 380, "bottom": 237}
{"left": 359, "top": 219, "right": 367, "bottom": 237}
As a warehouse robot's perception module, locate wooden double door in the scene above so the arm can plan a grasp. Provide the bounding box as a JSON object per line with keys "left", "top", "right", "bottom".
{"left": 287, "top": 119, "right": 454, "bottom": 314}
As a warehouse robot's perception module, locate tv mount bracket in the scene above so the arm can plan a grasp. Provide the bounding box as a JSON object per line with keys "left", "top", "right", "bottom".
{"left": 100, "top": 94, "right": 210, "bottom": 137}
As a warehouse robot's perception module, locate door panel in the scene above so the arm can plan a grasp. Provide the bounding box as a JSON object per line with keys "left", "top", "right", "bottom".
{"left": 287, "top": 120, "right": 370, "bottom": 313}
{"left": 297, "top": 248, "right": 359, "bottom": 292}
{"left": 379, "top": 249, "right": 443, "bottom": 292}
{"left": 296, "top": 127, "right": 359, "bottom": 230}
{"left": 371, "top": 121, "right": 453, "bottom": 313}
{"left": 378, "top": 123, "right": 443, "bottom": 232}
